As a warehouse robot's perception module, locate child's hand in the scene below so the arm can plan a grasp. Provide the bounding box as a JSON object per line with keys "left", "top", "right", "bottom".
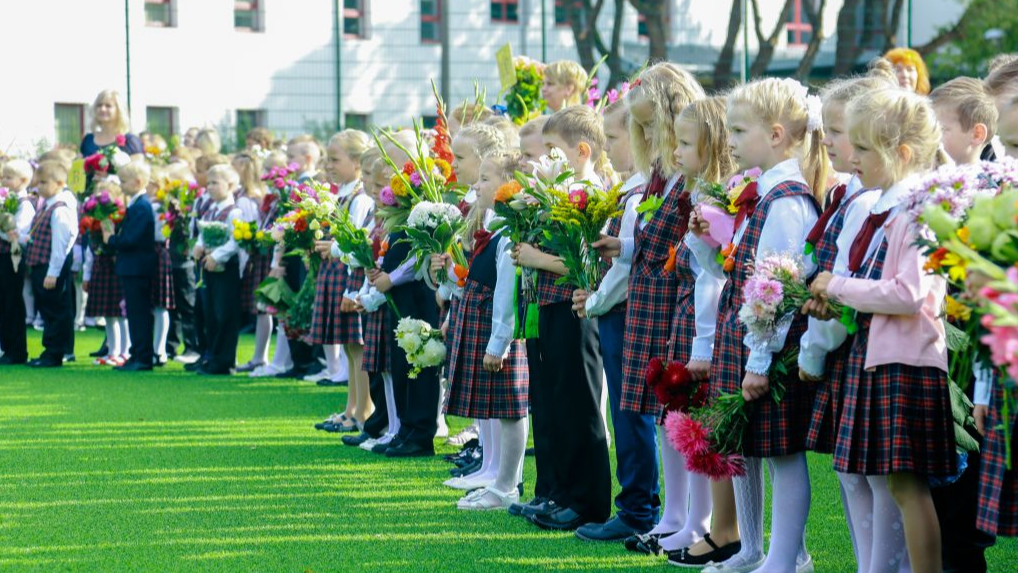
{"left": 800, "top": 298, "right": 833, "bottom": 320}
{"left": 571, "top": 289, "right": 589, "bottom": 317}
{"left": 203, "top": 256, "right": 220, "bottom": 272}
{"left": 591, "top": 234, "right": 622, "bottom": 258}
{"left": 689, "top": 206, "right": 710, "bottom": 237}
{"left": 340, "top": 297, "right": 355, "bottom": 313}
{"left": 352, "top": 298, "right": 365, "bottom": 313}
{"left": 429, "top": 253, "right": 447, "bottom": 285}
{"left": 741, "top": 372, "right": 769, "bottom": 401}
{"left": 100, "top": 219, "right": 115, "bottom": 243}
{"left": 810, "top": 271, "right": 834, "bottom": 299}
{"left": 483, "top": 353, "right": 504, "bottom": 373}
{"left": 974, "top": 404, "right": 988, "bottom": 436}
{"left": 686, "top": 359, "right": 711, "bottom": 381}
{"left": 268, "top": 265, "right": 285, "bottom": 279}
{"left": 513, "top": 243, "right": 543, "bottom": 269}
{"left": 441, "top": 315, "right": 449, "bottom": 338}
{"left": 193, "top": 246, "right": 205, "bottom": 261}
{"left": 314, "top": 240, "right": 332, "bottom": 259}
{"left": 370, "top": 270, "right": 393, "bottom": 293}
{"left": 81, "top": 281, "right": 89, "bottom": 293}
{"left": 43, "top": 276, "right": 57, "bottom": 290}
{"left": 6, "top": 229, "right": 18, "bottom": 243}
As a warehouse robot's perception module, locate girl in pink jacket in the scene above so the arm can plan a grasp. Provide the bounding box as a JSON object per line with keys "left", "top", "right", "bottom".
{"left": 810, "top": 87, "right": 955, "bottom": 573}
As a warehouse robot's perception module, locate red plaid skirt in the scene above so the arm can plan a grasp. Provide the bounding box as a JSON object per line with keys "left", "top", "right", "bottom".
{"left": 711, "top": 290, "right": 816, "bottom": 458}
{"left": 805, "top": 343, "right": 852, "bottom": 454}
{"left": 832, "top": 314, "right": 957, "bottom": 477}
{"left": 361, "top": 306, "right": 389, "bottom": 373}
{"left": 150, "top": 244, "right": 175, "bottom": 310}
{"left": 335, "top": 267, "right": 365, "bottom": 345}
{"left": 976, "top": 385, "right": 1018, "bottom": 536}
{"left": 445, "top": 282, "right": 529, "bottom": 419}
{"left": 85, "top": 253, "right": 123, "bottom": 317}
{"left": 241, "top": 251, "right": 272, "bottom": 315}
{"left": 309, "top": 258, "right": 348, "bottom": 345}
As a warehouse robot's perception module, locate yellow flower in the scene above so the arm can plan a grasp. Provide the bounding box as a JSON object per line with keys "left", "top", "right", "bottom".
{"left": 390, "top": 175, "right": 408, "bottom": 197}
{"left": 956, "top": 226, "right": 971, "bottom": 245}
{"left": 161, "top": 224, "right": 171, "bottom": 239}
{"left": 255, "top": 230, "right": 265, "bottom": 240}
{"left": 945, "top": 295, "right": 972, "bottom": 322}
{"left": 435, "top": 159, "right": 452, "bottom": 180}
{"left": 155, "top": 189, "right": 166, "bottom": 201}
{"left": 941, "top": 252, "right": 968, "bottom": 282}
{"left": 233, "top": 230, "right": 244, "bottom": 240}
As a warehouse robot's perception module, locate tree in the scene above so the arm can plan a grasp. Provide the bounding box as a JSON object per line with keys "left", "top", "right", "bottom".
{"left": 831, "top": 0, "right": 907, "bottom": 75}
{"left": 714, "top": 0, "right": 744, "bottom": 88}
{"left": 563, "top": 0, "right": 629, "bottom": 87}
{"left": 627, "top": 0, "right": 669, "bottom": 63}
{"left": 748, "top": 0, "right": 795, "bottom": 78}
{"left": 795, "top": 0, "right": 829, "bottom": 80}
{"left": 921, "top": 0, "right": 1018, "bottom": 79}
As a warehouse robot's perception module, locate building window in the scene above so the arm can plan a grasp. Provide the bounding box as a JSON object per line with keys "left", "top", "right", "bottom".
{"left": 146, "top": 107, "right": 177, "bottom": 141}
{"left": 637, "top": 13, "right": 648, "bottom": 40}
{"left": 54, "top": 103, "right": 86, "bottom": 146}
{"left": 236, "top": 109, "right": 266, "bottom": 150}
{"left": 145, "top": 0, "right": 175, "bottom": 28}
{"left": 786, "top": 0, "right": 813, "bottom": 47}
{"left": 491, "top": 0, "right": 519, "bottom": 23}
{"left": 345, "top": 113, "right": 371, "bottom": 131}
{"left": 344, "top": 0, "right": 367, "bottom": 38}
{"left": 235, "top": 0, "right": 262, "bottom": 31}
{"left": 637, "top": 6, "right": 671, "bottom": 42}
{"left": 554, "top": 0, "right": 580, "bottom": 27}
{"left": 421, "top": 0, "right": 441, "bottom": 43}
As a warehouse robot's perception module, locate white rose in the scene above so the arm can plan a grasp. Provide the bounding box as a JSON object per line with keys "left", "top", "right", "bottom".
{"left": 421, "top": 338, "right": 446, "bottom": 366}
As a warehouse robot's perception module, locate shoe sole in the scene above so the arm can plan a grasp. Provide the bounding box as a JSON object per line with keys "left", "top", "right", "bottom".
{"left": 574, "top": 531, "right": 631, "bottom": 543}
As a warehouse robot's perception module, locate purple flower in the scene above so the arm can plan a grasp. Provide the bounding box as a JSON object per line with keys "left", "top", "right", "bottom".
{"left": 380, "top": 186, "right": 397, "bottom": 206}
{"left": 287, "top": 162, "right": 300, "bottom": 172}
{"left": 98, "top": 191, "right": 111, "bottom": 205}
{"left": 606, "top": 89, "right": 619, "bottom": 104}
{"left": 84, "top": 196, "right": 98, "bottom": 211}
{"left": 274, "top": 177, "right": 286, "bottom": 190}
{"left": 409, "top": 171, "right": 422, "bottom": 187}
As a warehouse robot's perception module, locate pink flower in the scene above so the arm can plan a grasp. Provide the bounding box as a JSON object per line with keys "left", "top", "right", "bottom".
{"left": 568, "top": 189, "right": 588, "bottom": 211}
{"left": 287, "top": 162, "right": 300, "bottom": 172}
{"left": 410, "top": 171, "right": 423, "bottom": 187}
{"left": 84, "top": 196, "right": 98, "bottom": 211}
{"left": 750, "top": 278, "right": 783, "bottom": 306}
{"left": 606, "top": 89, "right": 619, "bottom": 104}
{"left": 665, "top": 411, "right": 710, "bottom": 458}
{"left": 380, "top": 186, "right": 397, "bottom": 206}
{"left": 115, "top": 134, "right": 127, "bottom": 147}
{"left": 274, "top": 177, "right": 286, "bottom": 190}
{"left": 687, "top": 450, "right": 747, "bottom": 480}
{"left": 98, "top": 191, "right": 111, "bottom": 205}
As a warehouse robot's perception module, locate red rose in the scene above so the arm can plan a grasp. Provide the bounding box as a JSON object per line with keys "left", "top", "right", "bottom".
{"left": 116, "top": 134, "right": 127, "bottom": 147}
{"left": 662, "top": 361, "right": 692, "bottom": 390}
{"left": 645, "top": 357, "right": 664, "bottom": 386}
{"left": 294, "top": 217, "right": 308, "bottom": 233}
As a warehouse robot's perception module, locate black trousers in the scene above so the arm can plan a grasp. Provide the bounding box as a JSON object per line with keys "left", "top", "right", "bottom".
{"left": 121, "top": 274, "right": 155, "bottom": 367}
{"left": 167, "top": 262, "right": 200, "bottom": 357}
{"left": 362, "top": 371, "right": 389, "bottom": 439}
{"left": 0, "top": 253, "right": 27, "bottom": 361}
{"left": 526, "top": 301, "right": 610, "bottom": 522}
{"left": 389, "top": 280, "right": 441, "bottom": 448}
{"left": 204, "top": 259, "right": 241, "bottom": 372}
{"left": 30, "top": 259, "right": 74, "bottom": 362}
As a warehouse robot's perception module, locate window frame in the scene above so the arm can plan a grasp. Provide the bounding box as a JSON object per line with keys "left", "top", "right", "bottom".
{"left": 235, "top": 109, "right": 267, "bottom": 151}
{"left": 786, "top": 0, "right": 814, "bottom": 48}
{"left": 490, "top": 0, "right": 520, "bottom": 24}
{"left": 234, "top": 0, "right": 263, "bottom": 32}
{"left": 144, "top": 0, "right": 175, "bottom": 28}
{"left": 421, "top": 0, "right": 441, "bottom": 44}
{"left": 54, "top": 103, "right": 86, "bottom": 146}
{"left": 344, "top": 0, "right": 368, "bottom": 39}
{"left": 146, "top": 106, "right": 178, "bottom": 141}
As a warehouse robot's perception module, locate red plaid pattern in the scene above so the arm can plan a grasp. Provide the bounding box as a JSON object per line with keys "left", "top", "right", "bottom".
{"left": 241, "top": 252, "right": 272, "bottom": 315}
{"left": 335, "top": 266, "right": 365, "bottom": 345}
{"left": 535, "top": 267, "right": 573, "bottom": 307}
{"left": 832, "top": 239, "right": 956, "bottom": 477}
{"left": 361, "top": 305, "right": 389, "bottom": 373}
{"left": 710, "top": 181, "right": 819, "bottom": 457}
{"left": 309, "top": 258, "right": 348, "bottom": 345}
{"left": 85, "top": 252, "right": 123, "bottom": 317}
{"left": 977, "top": 384, "right": 1018, "bottom": 536}
{"left": 620, "top": 181, "right": 691, "bottom": 415}
{"left": 150, "top": 243, "right": 176, "bottom": 310}
{"left": 25, "top": 201, "right": 67, "bottom": 267}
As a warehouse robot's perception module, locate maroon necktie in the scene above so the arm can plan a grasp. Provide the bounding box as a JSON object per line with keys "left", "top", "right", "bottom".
{"left": 643, "top": 169, "right": 667, "bottom": 199}
{"left": 806, "top": 184, "right": 847, "bottom": 247}
{"left": 471, "top": 229, "right": 493, "bottom": 264}
{"left": 732, "top": 181, "right": 760, "bottom": 230}
{"left": 847, "top": 211, "right": 891, "bottom": 273}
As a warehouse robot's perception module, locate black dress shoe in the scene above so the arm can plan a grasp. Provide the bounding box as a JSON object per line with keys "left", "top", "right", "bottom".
{"left": 29, "top": 358, "right": 62, "bottom": 368}
{"left": 450, "top": 459, "right": 482, "bottom": 477}
{"left": 197, "top": 367, "right": 235, "bottom": 376}
{"left": 153, "top": 357, "right": 168, "bottom": 367}
{"left": 341, "top": 432, "right": 372, "bottom": 447}
{"left": 184, "top": 360, "right": 206, "bottom": 372}
{"left": 530, "top": 507, "right": 586, "bottom": 531}
{"left": 89, "top": 346, "right": 109, "bottom": 358}
{"left": 62, "top": 354, "right": 76, "bottom": 363}
{"left": 0, "top": 355, "right": 28, "bottom": 365}
{"left": 624, "top": 531, "right": 676, "bottom": 554}
{"left": 508, "top": 496, "right": 547, "bottom": 517}
{"left": 275, "top": 367, "right": 308, "bottom": 379}
{"left": 385, "top": 441, "right": 434, "bottom": 458}
{"left": 316, "top": 378, "right": 343, "bottom": 386}
{"left": 115, "top": 362, "right": 153, "bottom": 372}
{"left": 370, "top": 440, "right": 393, "bottom": 454}
{"left": 666, "top": 535, "right": 741, "bottom": 567}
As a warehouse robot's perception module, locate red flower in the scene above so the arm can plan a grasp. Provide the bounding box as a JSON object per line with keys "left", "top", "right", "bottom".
{"left": 691, "top": 383, "right": 709, "bottom": 408}
{"left": 688, "top": 450, "right": 747, "bottom": 480}
{"left": 662, "top": 361, "right": 691, "bottom": 389}
{"left": 568, "top": 189, "right": 588, "bottom": 211}
{"left": 664, "top": 411, "right": 710, "bottom": 458}
{"left": 645, "top": 357, "right": 664, "bottom": 386}
{"left": 115, "top": 134, "right": 127, "bottom": 147}
{"left": 293, "top": 217, "right": 308, "bottom": 233}
{"left": 79, "top": 216, "right": 95, "bottom": 235}
{"left": 403, "top": 161, "right": 415, "bottom": 176}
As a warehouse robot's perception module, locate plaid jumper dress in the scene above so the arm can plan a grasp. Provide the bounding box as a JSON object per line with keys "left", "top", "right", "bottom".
{"left": 310, "top": 187, "right": 365, "bottom": 346}
{"left": 445, "top": 235, "right": 529, "bottom": 419}
{"left": 806, "top": 188, "right": 871, "bottom": 454}
{"left": 85, "top": 252, "right": 123, "bottom": 317}
{"left": 241, "top": 199, "right": 279, "bottom": 315}
{"left": 620, "top": 178, "right": 691, "bottom": 415}
{"left": 711, "top": 182, "right": 819, "bottom": 457}
{"left": 976, "top": 384, "right": 1018, "bottom": 536}
{"left": 361, "top": 222, "right": 391, "bottom": 373}
{"left": 151, "top": 236, "right": 176, "bottom": 311}
{"left": 832, "top": 238, "right": 957, "bottom": 477}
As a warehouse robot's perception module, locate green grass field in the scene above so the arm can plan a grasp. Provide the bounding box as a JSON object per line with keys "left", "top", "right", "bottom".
{"left": 0, "top": 329, "right": 1014, "bottom": 572}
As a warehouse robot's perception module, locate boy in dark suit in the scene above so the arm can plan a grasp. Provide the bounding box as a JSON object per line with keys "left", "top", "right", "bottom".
{"left": 0, "top": 160, "right": 36, "bottom": 365}
{"left": 25, "top": 161, "right": 78, "bottom": 367}
{"left": 103, "top": 161, "right": 157, "bottom": 371}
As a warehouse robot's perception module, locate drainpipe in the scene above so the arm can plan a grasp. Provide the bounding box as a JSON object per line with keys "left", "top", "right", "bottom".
{"left": 334, "top": 0, "right": 343, "bottom": 130}
{"left": 125, "top": 0, "right": 133, "bottom": 114}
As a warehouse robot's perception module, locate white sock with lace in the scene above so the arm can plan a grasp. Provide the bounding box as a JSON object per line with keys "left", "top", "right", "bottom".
{"left": 253, "top": 314, "right": 272, "bottom": 365}
{"left": 723, "top": 457, "right": 764, "bottom": 567}
{"left": 494, "top": 417, "right": 527, "bottom": 493}
{"left": 120, "top": 317, "right": 131, "bottom": 357}
{"left": 153, "top": 307, "right": 169, "bottom": 359}
{"left": 335, "top": 345, "right": 349, "bottom": 381}
{"left": 838, "top": 472, "right": 874, "bottom": 573}
{"left": 652, "top": 427, "right": 689, "bottom": 535}
{"left": 660, "top": 465, "right": 713, "bottom": 551}
{"left": 465, "top": 419, "right": 495, "bottom": 480}
{"left": 270, "top": 325, "right": 292, "bottom": 370}
{"left": 383, "top": 371, "right": 400, "bottom": 438}
{"left": 756, "top": 454, "right": 811, "bottom": 572}
{"left": 324, "top": 344, "right": 342, "bottom": 377}
{"left": 866, "top": 476, "right": 907, "bottom": 573}
{"left": 105, "top": 317, "right": 121, "bottom": 358}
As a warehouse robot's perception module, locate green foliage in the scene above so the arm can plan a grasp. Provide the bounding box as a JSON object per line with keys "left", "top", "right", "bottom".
{"left": 927, "top": 0, "right": 1018, "bottom": 80}
{"left": 505, "top": 61, "right": 546, "bottom": 126}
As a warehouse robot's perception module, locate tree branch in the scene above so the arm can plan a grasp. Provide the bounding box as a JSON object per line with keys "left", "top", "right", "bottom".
{"left": 915, "top": 0, "right": 983, "bottom": 56}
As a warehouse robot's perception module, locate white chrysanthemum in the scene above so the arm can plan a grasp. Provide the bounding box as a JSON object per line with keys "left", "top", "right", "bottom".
{"left": 420, "top": 338, "right": 446, "bottom": 366}
{"left": 407, "top": 201, "right": 463, "bottom": 229}
{"left": 399, "top": 332, "right": 423, "bottom": 354}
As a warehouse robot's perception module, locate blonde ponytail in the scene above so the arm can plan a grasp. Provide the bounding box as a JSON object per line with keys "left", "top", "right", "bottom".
{"left": 802, "top": 128, "right": 830, "bottom": 204}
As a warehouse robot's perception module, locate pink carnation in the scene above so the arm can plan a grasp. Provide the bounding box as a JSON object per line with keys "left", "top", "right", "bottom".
{"left": 749, "top": 278, "right": 783, "bottom": 307}
{"left": 379, "top": 186, "right": 397, "bottom": 206}
{"left": 410, "top": 171, "right": 423, "bottom": 187}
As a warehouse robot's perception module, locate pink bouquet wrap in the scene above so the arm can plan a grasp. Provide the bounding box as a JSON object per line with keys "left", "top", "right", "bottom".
{"left": 699, "top": 204, "right": 735, "bottom": 248}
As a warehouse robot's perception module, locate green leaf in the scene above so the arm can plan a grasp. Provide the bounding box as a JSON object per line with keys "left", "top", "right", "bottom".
{"left": 945, "top": 319, "right": 971, "bottom": 353}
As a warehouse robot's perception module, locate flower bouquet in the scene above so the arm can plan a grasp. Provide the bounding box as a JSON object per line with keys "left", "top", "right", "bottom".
{"left": 645, "top": 357, "right": 709, "bottom": 413}
{"left": 330, "top": 207, "right": 400, "bottom": 317}
{"left": 402, "top": 200, "right": 468, "bottom": 286}
{"left": 394, "top": 317, "right": 446, "bottom": 378}
{"left": 430, "top": 80, "right": 457, "bottom": 185}
{"left": 261, "top": 163, "right": 302, "bottom": 206}
{"left": 232, "top": 218, "right": 270, "bottom": 254}
{"left": 540, "top": 181, "right": 624, "bottom": 291}
{"left": 505, "top": 56, "right": 546, "bottom": 126}
{"left": 694, "top": 168, "right": 762, "bottom": 249}
{"left": 83, "top": 136, "right": 132, "bottom": 193}
{"left": 159, "top": 179, "right": 200, "bottom": 254}
{"left": 80, "top": 190, "right": 126, "bottom": 254}
{"left": 0, "top": 187, "right": 22, "bottom": 266}
{"left": 373, "top": 126, "right": 457, "bottom": 231}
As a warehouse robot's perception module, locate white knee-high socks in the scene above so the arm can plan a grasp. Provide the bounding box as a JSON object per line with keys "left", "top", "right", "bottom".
{"left": 104, "top": 317, "right": 122, "bottom": 358}
{"left": 756, "top": 453, "right": 811, "bottom": 572}
{"left": 653, "top": 425, "right": 690, "bottom": 534}
{"left": 153, "top": 307, "right": 169, "bottom": 359}
{"left": 324, "top": 344, "right": 342, "bottom": 378}
{"left": 466, "top": 419, "right": 501, "bottom": 480}
{"left": 866, "top": 476, "right": 907, "bottom": 573}
{"left": 659, "top": 445, "right": 713, "bottom": 551}
{"left": 494, "top": 417, "right": 527, "bottom": 494}
{"left": 270, "top": 324, "right": 293, "bottom": 371}
{"left": 382, "top": 371, "right": 400, "bottom": 438}
{"left": 726, "top": 457, "right": 765, "bottom": 567}
{"left": 253, "top": 314, "right": 272, "bottom": 364}
{"left": 119, "top": 317, "right": 131, "bottom": 355}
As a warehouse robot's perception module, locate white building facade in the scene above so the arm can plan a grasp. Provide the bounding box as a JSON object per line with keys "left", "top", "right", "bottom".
{"left": 1, "top": 0, "right": 964, "bottom": 156}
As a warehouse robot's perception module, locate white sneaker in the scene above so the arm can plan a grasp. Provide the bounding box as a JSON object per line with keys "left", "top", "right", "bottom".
{"left": 701, "top": 555, "right": 765, "bottom": 573}
{"left": 359, "top": 438, "right": 378, "bottom": 451}
{"left": 443, "top": 476, "right": 495, "bottom": 491}
{"left": 446, "top": 424, "right": 479, "bottom": 446}
{"left": 303, "top": 370, "right": 332, "bottom": 383}
{"left": 250, "top": 363, "right": 287, "bottom": 378}
{"left": 83, "top": 317, "right": 97, "bottom": 327}
{"left": 457, "top": 486, "right": 519, "bottom": 510}
{"left": 796, "top": 555, "right": 814, "bottom": 573}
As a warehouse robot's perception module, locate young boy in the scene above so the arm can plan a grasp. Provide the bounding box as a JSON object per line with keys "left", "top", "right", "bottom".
{"left": 511, "top": 105, "right": 611, "bottom": 530}
{"left": 192, "top": 164, "right": 243, "bottom": 375}
{"left": 518, "top": 116, "right": 550, "bottom": 166}
{"left": 0, "top": 160, "right": 37, "bottom": 365}
{"left": 26, "top": 161, "right": 78, "bottom": 368}
{"left": 103, "top": 161, "right": 157, "bottom": 371}
{"left": 930, "top": 77, "right": 999, "bottom": 166}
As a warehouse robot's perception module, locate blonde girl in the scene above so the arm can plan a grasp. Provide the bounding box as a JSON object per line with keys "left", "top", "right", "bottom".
{"left": 83, "top": 180, "right": 128, "bottom": 366}
{"left": 232, "top": 152, "right": 273, "bottom": 372}
{"left": 542, "top": 60, "right": 588, "bottom": 113}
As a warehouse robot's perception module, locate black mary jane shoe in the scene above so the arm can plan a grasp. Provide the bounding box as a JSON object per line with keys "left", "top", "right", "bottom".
{"left": 666, "top": 535, "right": 741, "bottom": 568}
{"left": 624, "top": 531, "right": 676, "bottom": 555}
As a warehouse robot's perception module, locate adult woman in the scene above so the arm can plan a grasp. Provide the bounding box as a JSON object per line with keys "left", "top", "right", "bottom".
{"left": 883, "top": 47, "right": 931, "bottom": 95}
{"left": 80, "top": 90, "right": 143, "bottom": 158}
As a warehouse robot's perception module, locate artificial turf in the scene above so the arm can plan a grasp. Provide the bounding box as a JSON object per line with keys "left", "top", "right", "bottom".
{"left": 0, "top": 329, "right": 1014, "bottom": 572}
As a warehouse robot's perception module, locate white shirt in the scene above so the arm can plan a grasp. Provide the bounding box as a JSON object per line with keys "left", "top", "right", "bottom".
{"left": 687, "top": 159, "right": 819, "bottom": 374}
{"left": 798, "top": 176, "right": 916, "bottom": 376}
{"left": 486, "top": 229, "right": 518, "bottom": 358}
{"left": 618, "top": 172, "right": 682, "bottom": 263}
{"left": 0, "top": 188, "right": 35, "bottom": 247}
{"left": 195, "top": 198, "right": 243, "bottom": 274}
{"left": 43, "top": 190, "right": 79, "bottom": 278}
{"left": 584, "top": 173, "right": 646, "bottom": 317}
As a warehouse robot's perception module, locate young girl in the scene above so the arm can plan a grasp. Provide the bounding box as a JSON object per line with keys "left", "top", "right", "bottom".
{"left": 439, "top": 152, "right": 529, "bottom": 510}
{"left": 147, "top": 169, "right": 176, "bottom": 367}
{"left": 84, "top": 181, "right": 128, "bottom": 367}
{"left": 542, "top": 60, "right": 587, "bottom": 113}
{"left": 796, "top": 74, "right": 891, "bottom": 572}
{"left": 233, "top": 152, "right": 272, "bottom": 373}
{"left": 688, "top": 78, "right": 827, "bottom": 573}
{"left": 810, "top": 87, "right": 955, "bottom": 573}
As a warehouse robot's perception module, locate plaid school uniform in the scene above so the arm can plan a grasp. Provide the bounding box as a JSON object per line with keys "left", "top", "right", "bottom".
{"left": 832, "top": 238, "right": 957, "bottom": 477}
{"left": 85, "top": 252, "right": 123, "bottom": 317}
{"left": 334, "top": 266, "right": 365, "bottom": 345}
{"left": 711, "top": 181, "right": 819, "bottom": 458}
{"left": 25, "top": 201, "right": 67, "bottom": 267}
{"left": 445, "top": 236, "right": 529, "bottom": 419}
{"left": 361, "top": 221, "right": 391, "bottom": 373}
{"left": 309, "top": 257, "right": 347, "bottom": 345}
{"left": 620, "top": 178, "right": 691, "bottom": 415}
{"left": 241, "top": 251, "right": 272, "bottom": 315}
{"left": 976, "top": 384, "right": 1018, "bottom": 536}
{"left": 807, "top": 188, "right": 868, "bottom": 454}
{"left": 600, "top": 187, "right": 641, "bottom": 317}
{"left": 151, "top": 241, "right": 176, "bottom": 309}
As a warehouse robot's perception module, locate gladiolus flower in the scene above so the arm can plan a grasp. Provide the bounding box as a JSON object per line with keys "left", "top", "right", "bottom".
{"left": 664, "top": 244, "right": 678, "bottom": 273}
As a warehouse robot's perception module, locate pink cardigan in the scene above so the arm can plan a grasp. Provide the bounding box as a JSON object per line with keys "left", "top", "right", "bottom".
{"left": 827, "top": 213, "right": 947, "bottom": 372}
